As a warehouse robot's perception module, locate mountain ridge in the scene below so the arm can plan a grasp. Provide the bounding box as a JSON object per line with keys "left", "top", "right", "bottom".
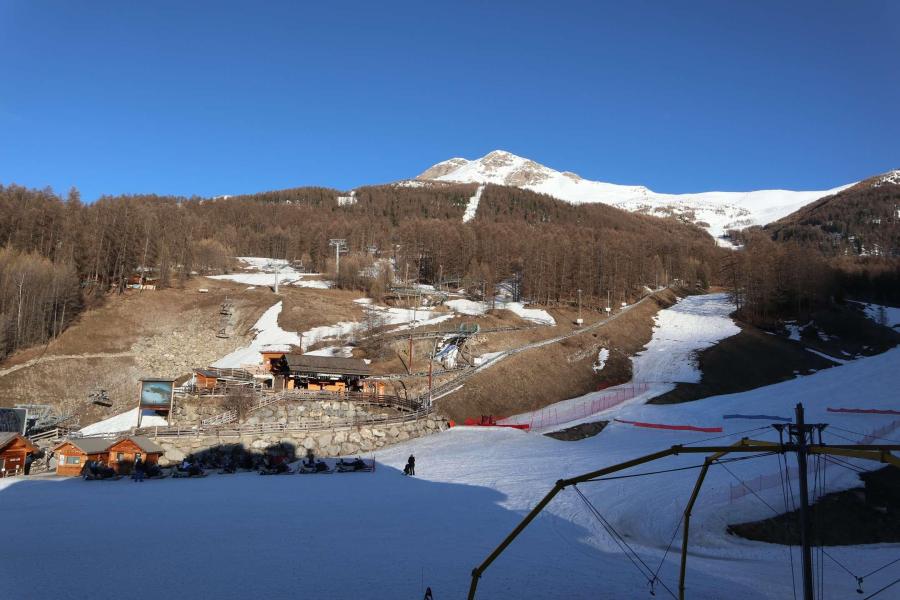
{"left": 416, "top": 150, "right": 860, "bottom": 241}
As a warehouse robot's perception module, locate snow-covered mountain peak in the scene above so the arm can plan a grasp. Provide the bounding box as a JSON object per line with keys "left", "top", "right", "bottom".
{"left": 873, "top": 169, "right": 900, "bottom": 187}
{"left": 417, "top": 149, "right": 560, "bottom": 187}
{"left": 417, "top": 157, "right": 470, "bottom": 180}
{"left": 416, "top": 151, "right": 855, "bottom": 241}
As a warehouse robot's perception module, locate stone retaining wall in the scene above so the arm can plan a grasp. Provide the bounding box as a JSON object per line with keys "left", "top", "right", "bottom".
{"left": 153, "top": 415, "right": 448, "bottom": 464}
{"left": 172, "top": 398, "right": 388, "bottom": 426}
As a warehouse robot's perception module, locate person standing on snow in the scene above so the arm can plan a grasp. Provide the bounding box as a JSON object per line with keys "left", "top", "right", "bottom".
{"left": 405, "top": 454, "right": 416, "bottom": 476}
{"left": 133, "top": 457, "right": 145, "bottom": 482}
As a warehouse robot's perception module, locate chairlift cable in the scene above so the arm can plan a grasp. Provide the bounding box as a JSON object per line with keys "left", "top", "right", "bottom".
{"left": 573, "top": 485, "right": 654, "bottom": 580}
{"left": 861, "top": 577, "right": 900, "bottom": 600}
{"left": 815, "top": 451, "right": 825, "bottom": 599}
{"left": 583, "top": 452, "right": 777, "bottom": 483}
{"left": 679, "top": 425, "right": 773, "bottom": 446}
{"left": 825, "top": 430, "right": 866, "bottom": 444}
{"left": 828, "top": 425, "right": 900, "bottom": 445}
{"left": 778, "top": 448, "right": 799, "bottom": 600}
{"left": 572, "top": 485, "right": 677, "bottom": 599}
{"left": 822, "top": 455, "right": 871, "bottom": 474}
{"left": 652, "top": 505, "right": 685, "bottom": 583}
{"left": 822, "top": 549, "right": 858, "bottom": 580}
{"left": 861, "top": 557, "right": 900, "bottom": 581}
{"left": 717, "top": 462, "right": 780, "bottom": 515}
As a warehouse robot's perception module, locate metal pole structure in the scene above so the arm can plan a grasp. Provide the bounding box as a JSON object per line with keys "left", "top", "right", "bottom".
{"left": 577, "top": 288, "right": 582, "bottom": 325}
{"left": 428, "top": 339, "right": 438, "bottom": 408}
{"left": 677, "top": 439, "right": 776, "bottom": 598}
{"left": 465, "top": 439, "right": 899, "bottom": 600}
{"left": 273, "top": 263, "right": 280, "bottom": 295}
{"left": 329, "top": 239, "right": 347, "bottom": 279}
{"left": 791, "top": 403, "right": 815, "bottom": 600}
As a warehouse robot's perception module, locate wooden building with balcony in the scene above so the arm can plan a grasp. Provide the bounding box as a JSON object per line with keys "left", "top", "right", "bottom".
{"left": 0, "top": 433, "right": 38, "bottom": 477}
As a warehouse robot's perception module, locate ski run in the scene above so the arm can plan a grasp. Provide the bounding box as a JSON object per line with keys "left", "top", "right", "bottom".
{"left": 2, "top": 293, "right": 898, "bottom": 599}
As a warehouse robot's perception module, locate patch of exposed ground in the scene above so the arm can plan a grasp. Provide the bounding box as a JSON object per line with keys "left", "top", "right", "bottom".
{"left": 435, "top": 289, "right": 680, "bottom": 422}
{"left": 0, "top": 278, "right": 279, "bottom": 421}
{"left": 277, "top": 287, "right": 370, "bottom": 333}
{"left": 727, "top": 467, "right": 900, "bottom": 545}
{"left": 650, "top": 304, "right": 900, "bottom": 405}
{"left": 544, "top": 421, "right": 608, "bottom": 441}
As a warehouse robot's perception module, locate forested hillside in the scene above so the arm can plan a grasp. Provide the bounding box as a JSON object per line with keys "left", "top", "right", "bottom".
{"left": 0, "top": 181, "right": 722, "bottom": 360}
{"left": 765, "top": 173, "right": 899, "bottom": 258}
{"left": 723, "top": 175, "right": 900, "bottom": 320}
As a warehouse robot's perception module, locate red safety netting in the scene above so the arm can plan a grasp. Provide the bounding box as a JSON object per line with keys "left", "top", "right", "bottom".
{"left": 613, "top": 418, "right": 722, "bottom": 433}
{"left": 449, "top": 416, "right": 530, "bottom": 431}
{"left": 827, "top": 407, "right": 900, "bottom": 415}
{"left": 497, "top": 383, "right": 651, "bottom": 431}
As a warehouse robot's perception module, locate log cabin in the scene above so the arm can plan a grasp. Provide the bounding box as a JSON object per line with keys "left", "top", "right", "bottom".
{"left": 277, "top": 354, "right": 373, "bottom": 392}
{"left": 106, "top": 436, "right": 164, "bottom": 474}
{"left": 53, "top": 438, "right": 112, "bottom": 477}
{"left": 53, "top": 436, "right": 165, "bottom": 476}
{"left": 0, "top": 433, "right": 38, "bottom": 477}
{"left": 194, "top": 369, "right": 220, "bottom": 391}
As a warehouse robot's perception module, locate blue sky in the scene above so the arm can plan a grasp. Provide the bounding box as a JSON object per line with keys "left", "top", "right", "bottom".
{"left": 1, "top": 1, "right": 898, "bottom": 200}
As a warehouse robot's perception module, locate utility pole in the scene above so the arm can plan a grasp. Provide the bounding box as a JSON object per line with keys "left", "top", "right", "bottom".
{"left": 428, "top": 338, "right": 438, "bottom": 408}
{"left": 577, "top": 288, "right": 583, "bottom": 326}
{"left": 329, "top": 239, "right": 348, "bottom": 278}
{"left": 789, "top": 403, "right": 816, "bottom": 600}
{"left": 273, "top": 262, "right": 281, "bottom": 294}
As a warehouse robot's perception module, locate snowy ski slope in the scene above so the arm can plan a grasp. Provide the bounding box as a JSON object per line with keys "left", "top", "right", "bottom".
{"left": 3, "top": 295, "right": 897, "bottom": 599}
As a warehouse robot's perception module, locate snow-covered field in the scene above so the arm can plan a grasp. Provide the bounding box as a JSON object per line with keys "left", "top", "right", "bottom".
{"left": 462, "top": 184, "right": 484, "bottom": 223}
{"left": 212, "top": 298, "right": 457, "bottom": 369}
{"left": 855, "top": 301, "right": 900, "bottom": 331}
{"left": 5, "top": 294, "right": 897, "bottom": 599}
{"left": 212, "top": 301, "right": 302, "bottom": 368}
{"left": 501, "top": 293, "right": 740, "bottom": 430}
{"left": 78, "top": 407, "right": 169, "bottom": 435}
{"left": 213, "top": 291, "right": 555, "bottom": 372}
{"left": 631, "top": 293, "right": 740, "bottom": 387}
{"left": 207, "top": 256, "right": 330, "bottom": 288}
{"left": 444, "top": 297, "right": 556, "bottom": 325}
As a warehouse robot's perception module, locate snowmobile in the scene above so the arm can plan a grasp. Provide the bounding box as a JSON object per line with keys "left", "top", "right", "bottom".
{"left": 144, "top": 464, "right": 168, "bottom": 479}
{"left": 82, "top": 462, "right": 121, "bottom": 481}
{"left": 258, "top": 462, "right": 292, "bottom": 475}
{"left": 297, "top": 459, "right": 333, "bottom": 474}
{"left": 335, "top": 457, "right": 374, "bottom": 473}
{"left": 172, "top": 463, "right": 206, "bottom": 478}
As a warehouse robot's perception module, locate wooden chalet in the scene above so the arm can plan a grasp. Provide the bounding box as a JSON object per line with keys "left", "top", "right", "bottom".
{"left": 260, "top": 345, "right": 293, "bottom": 373}
{"left": 0, "top": 433, "right": 38, "bottom": 477}
{"left": 278, "top": 354, "right": 373, "bottom": 392}
{"left": 53, "top": 435, "right": 164, "bottom": 477}
{"left": 53, "top": 438, "right": 112, "bottom": 477}
{"left": 194, "top": 369, "right": 220, "bottom": 391}
{"left": 106, "top": 436, "right": 164, "bottom": 474}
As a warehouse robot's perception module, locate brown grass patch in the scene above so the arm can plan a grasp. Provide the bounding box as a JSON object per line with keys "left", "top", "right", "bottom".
{"left": 435, "top": 290, "right": 678, "bottom": 421}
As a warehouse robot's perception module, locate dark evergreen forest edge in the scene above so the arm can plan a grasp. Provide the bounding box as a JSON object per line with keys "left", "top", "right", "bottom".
{"left": 0, "top": 176, "right": 897, "bottom": 361}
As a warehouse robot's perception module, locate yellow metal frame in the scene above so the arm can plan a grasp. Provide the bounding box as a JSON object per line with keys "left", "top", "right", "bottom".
{"left": 466, "top": 441, "right": 899, "bottom": 600}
